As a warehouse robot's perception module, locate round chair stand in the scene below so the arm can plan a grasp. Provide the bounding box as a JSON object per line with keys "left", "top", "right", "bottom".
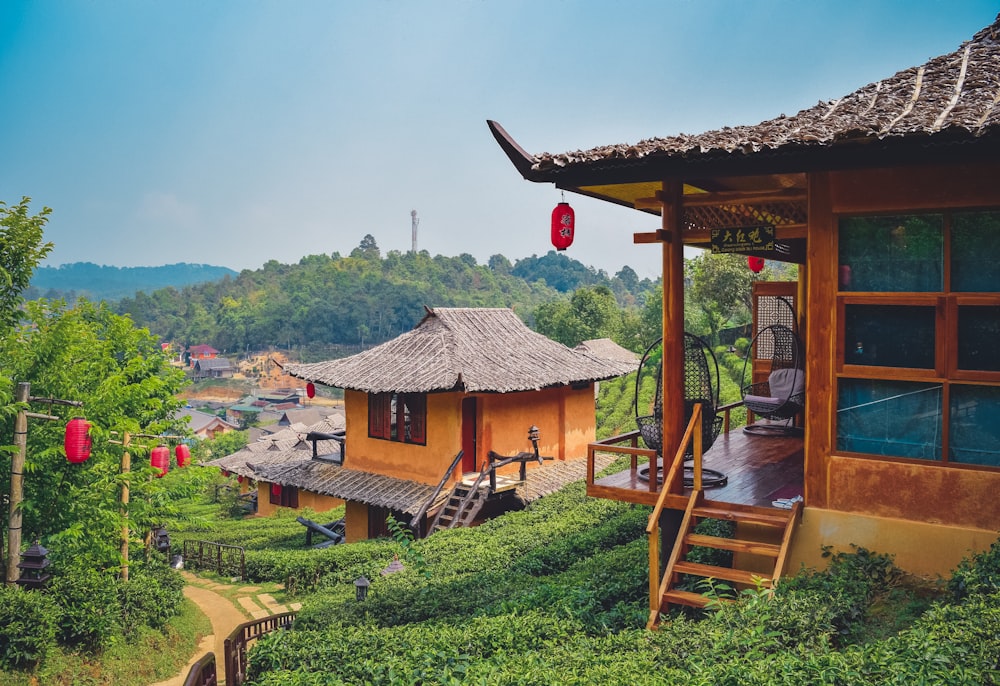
{"left": 743, "top": 422, "right": 804, "bottom": 438}
{"left": 637, "top": 461, "right": 728, "bottom": 488}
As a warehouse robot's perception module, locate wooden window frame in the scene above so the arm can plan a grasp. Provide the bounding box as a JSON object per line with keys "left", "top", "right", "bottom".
{"left": 368, "top": 392, "right": 427, "bottom": 446}
{"left": 835, "top": 209, "right": 1000, "bottom": 467}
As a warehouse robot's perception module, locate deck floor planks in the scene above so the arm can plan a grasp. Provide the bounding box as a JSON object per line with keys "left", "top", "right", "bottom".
{"left": 591, "top": 429, "right": 803, "bottom": 508}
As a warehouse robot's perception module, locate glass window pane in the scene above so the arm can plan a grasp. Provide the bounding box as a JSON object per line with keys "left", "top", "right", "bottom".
{"left": 839, "top": 215, "right": 943, "bottom": 292}
{"left": 844, "top": 304, "right": 936, "bottom": 368}
{"left": 952, "top": 212, "right": 1000, "bottom": 292}
{"left": 950, "top": 385, "right": 1000, "bottom": 466}
{"left": 958, "top": 306, "right": 1000, "bottom": 372}
{"left": 837, "top": 379, "right": 942, "bottom": 460}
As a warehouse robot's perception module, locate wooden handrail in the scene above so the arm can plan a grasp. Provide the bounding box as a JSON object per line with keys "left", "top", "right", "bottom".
{"left": 410, "top": 450, "right": 464, "bottom": 536}
{"left": 224, "top": 612, "right": 296, "bottom": 686}
{"left": 717, "top": 399, "right": 743, "bottom": 435}
{"left": 646, "top": 404, "right": 703, "bottom": 535}
{"left": 182, "top": 652, "right": 217, "bottom": 686}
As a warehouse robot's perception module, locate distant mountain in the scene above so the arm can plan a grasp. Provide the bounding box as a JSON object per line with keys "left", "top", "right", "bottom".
{"left": 28, "top": 262, "right": 239, "bottom": 302}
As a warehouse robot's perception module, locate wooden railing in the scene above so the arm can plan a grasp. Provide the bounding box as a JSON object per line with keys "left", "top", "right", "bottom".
{"left": 411, "top": 450, "right": 464, "bottom": 536}
{"left": 183, "top": 652, "right": 217, "bottom": 686}
{"left": 182, "top": 540, "right": 247, "bottom": 581}
{"left": 645, "top": 404, "right": 704, "bottom": 622}
{"left": 224, "top": 612, "right": 297, "bottom": 686}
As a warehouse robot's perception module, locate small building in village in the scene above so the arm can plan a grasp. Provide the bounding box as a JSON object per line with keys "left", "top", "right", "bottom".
{"left": 280, "top": 307, "right": 633, "bottom": 542}
{"left": 174, "top": 407, "right": 239, "bottom": 440}
{"left": 491, "top": 14, "right": 1000, "bottom": 625}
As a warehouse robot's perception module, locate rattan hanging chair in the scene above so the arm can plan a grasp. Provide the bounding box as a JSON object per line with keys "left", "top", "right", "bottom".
{"left": 635, "top": 333, "right": 726, "bottom": 487}
{"left": 741, "top": 324, "right": 805, "bottom": 436}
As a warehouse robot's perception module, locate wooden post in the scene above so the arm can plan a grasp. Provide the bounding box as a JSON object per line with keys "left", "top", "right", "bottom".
{"left": 6, "top": 382, "right": 29, "bottom": 584}
{"left": 661, "top": 181, "right": 686, "bottom": 490}
{"left": 121, "top": 432, "right": 131, "bottom": 582}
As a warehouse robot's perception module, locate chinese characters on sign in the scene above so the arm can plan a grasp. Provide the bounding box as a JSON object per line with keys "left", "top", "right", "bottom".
{"left": 710, "top": 225, "right": 775, "bottom": 254}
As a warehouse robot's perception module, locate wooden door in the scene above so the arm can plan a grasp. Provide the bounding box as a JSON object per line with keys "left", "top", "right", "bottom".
{"left": 461, "top": 397, "right": 477, "bottom": 473}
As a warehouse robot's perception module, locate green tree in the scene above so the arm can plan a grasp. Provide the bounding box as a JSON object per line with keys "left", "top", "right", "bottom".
{"left": 534, "top": 285, "right": 624, "bottom": 348}
{"left": 686, "top": 253, "right": 754, "bottom": 346}
{"left": 0, "top": 299, "right": 188, "bottom": 571}
{"left": 0, "top": 198, "right": 53, "bottom": 328}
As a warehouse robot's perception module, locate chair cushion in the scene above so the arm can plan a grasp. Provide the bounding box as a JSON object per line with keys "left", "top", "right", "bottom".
{"left": 768, "top": 368, "right": 804, "bottom": 399}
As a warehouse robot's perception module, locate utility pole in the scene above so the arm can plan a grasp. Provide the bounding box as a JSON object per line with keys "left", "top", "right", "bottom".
{"left": 411, "top": 210, "right": 419, "bottom": 254}
{"left": 6, "top": 383, "right": 83, "bottom": 584}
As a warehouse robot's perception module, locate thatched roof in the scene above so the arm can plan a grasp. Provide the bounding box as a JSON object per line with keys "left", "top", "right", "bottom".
{"left": 284, "top": 307, "right": 635, "bottom": 394}
{"left": 204, "top": 414, "right": 344, "bottom": 479}
{"left": 491, "top": 15, "right": 1000, "bottom": 183}
{"left": 252, "top": 460, "right": 441, "bottom": 516}
{"left": 575, "top": 338, "right": 640, "bottom": 366}
{"left": 252, "top": 454, "right": 618, "bottom": 515}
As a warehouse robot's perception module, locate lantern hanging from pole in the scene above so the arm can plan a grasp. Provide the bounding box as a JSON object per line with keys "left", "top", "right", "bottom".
{"left": 306, "top": 382, "right": 316, "bottom": 399}
{"left": 747, "top": 256, "right": 765, "bottom": 273}
{"left": 237, "top": 475, "right": 244, "bottom": 484}
{"left": 64, "top": 418, "right": 92, "bottom": 464}
{"left": 150, "top": 445, "right": 169, "bottom": 478}
{"left": 550, "top": 194, "right": 575, "bottom": 251}
{"left": 271, "top": 483, "right": 282, "bottom": 497}
{"left": 175, "top": 444, "right": 191, "bottom": 468}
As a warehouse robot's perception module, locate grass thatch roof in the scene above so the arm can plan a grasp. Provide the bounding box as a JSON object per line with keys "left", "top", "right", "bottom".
{"left": 284, "top": 307, "right": 635, "bottom": 394}
{"left": 492, "top": 15, "right": 1000, "bottom": 182}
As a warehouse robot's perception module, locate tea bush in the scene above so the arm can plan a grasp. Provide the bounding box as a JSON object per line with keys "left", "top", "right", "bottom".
{"left": 48, "top": 566, "right": 120, "bottom": 650}
{"left": 0, "top": 585, "right": 60, "bottom": 670}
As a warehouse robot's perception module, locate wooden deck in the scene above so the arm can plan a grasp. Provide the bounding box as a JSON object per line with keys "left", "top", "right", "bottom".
{"left": 587, "top": 428, "right": 803, "bottom": 509}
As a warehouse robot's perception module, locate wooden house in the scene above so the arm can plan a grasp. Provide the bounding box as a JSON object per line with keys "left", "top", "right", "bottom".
{"left": 490, "top": 16, "right": 1000, "bottom": 624}
{"left": 283, "top": 307, "right": 633, "bottom": 542}
{"left": 186, "top": 344, "right": 219, "bottom": 366}
{"left": 174, "top": 407, "right": 239, "bottom": 440}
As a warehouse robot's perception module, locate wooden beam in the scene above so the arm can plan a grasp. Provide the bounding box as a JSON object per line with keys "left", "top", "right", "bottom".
{"left": 634, "top": 230, "right": 671, "bottom": 244}
{"left": 634, "top": 196, "right": 664, "bottom": 210}
{"left": 682, "top": 189, "right": 807, "bottom": 207}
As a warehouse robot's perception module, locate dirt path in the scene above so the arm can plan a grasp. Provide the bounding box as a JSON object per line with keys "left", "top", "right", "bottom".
{"left": 151, "top": 574, "right": 301, "bottom": 686}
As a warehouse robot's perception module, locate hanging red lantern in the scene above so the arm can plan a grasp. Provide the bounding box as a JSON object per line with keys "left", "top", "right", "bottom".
{"left": 306, "top": 382, "right": 316, "bottom": 399}
{"left": 175, "top": 444, "right": 191, "bottom": 468}
{"left": 150, "top": 445, "right": 169, "bottom": 478}
{"left": 64, "top": 418, "right": 92, "bottom": 464}
{"left": 237, "top": 475, "right": 244, "bottom": 484}
{"left": 747, "top": 256, "right": 765, "bottom": 273}
{"left": 271, "top": 483, "right": 282, "bottom": 497}
{"left": 550, "top": 200, "right": 575, "bottom": 251}
{"left": 221, "top": 469, "right": 230, "bottom": 477}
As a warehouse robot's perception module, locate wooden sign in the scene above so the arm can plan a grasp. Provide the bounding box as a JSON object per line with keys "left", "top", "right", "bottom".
{"left": 711, "top": 225, "right": 775, "bottom": 254}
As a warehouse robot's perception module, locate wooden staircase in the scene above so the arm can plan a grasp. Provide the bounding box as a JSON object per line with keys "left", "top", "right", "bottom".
{"left": 427, "top": 482, "right": 488, "bottom": 533}
{"left": 648, "top": 491, "right": 801, "bottom": 628}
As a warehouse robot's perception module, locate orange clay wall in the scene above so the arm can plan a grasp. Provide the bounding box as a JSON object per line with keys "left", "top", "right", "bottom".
{"left": 478, "top": 385, "right": 596, "bottom": 474}
{"left": 255, "top": 482, "right": 343, "bottom": 517}
{"left": 344, "top": 500, "right": 369, "bottom": 543}
{"left": 343, "top": 385, "right": 596, "bottom": 485}
{"left": 344, "top": 389, "right": 462, "bottom": 485}
{"left": 804, "top": 163, "right": 1000, "bottom": 531}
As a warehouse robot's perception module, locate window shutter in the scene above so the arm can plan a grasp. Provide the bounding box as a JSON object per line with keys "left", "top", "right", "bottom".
{"left": 408, "top": 394, "right": 426, "bottom": 444}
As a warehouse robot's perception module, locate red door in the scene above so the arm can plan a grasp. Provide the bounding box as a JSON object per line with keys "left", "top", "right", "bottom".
{"left": 461, "top": 397, "right": 477, "bottom": 473}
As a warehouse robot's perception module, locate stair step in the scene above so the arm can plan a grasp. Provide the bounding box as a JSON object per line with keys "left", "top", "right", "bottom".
{"left": 684, "top": 534, "right": 781, "bottom": 557}
{"left": 660, "top": 589, "right": 731, "bottom": 609}
{"left": 692, "top": 506, "right": 791, "bottom": 528}
{"left": 672, "top": 561, "right": 774, "bottom": 587}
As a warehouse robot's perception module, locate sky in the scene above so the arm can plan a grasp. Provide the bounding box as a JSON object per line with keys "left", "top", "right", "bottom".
{"left": 1, "top": 1, "right": 997, "bottom": 280}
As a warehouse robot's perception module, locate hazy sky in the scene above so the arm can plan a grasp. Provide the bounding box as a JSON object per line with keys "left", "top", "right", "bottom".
{"left": 2, "top": 1, "right": 996, "bottom": 279}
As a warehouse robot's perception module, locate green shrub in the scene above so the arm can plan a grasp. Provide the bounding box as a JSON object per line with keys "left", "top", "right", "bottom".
{"left": 0, "top": 585, "right": 60, "bottom": 669}
{"left": 949, "top": 538, "right": 1000, "bottom": 601}
{"left": 49, "top": 566, "right": 120, "bottom": 650}
{"left": 117, "top": 559, "right": 184, "bottom": 639}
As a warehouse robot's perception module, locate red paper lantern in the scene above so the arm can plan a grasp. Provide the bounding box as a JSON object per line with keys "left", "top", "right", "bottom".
{"left": 747, "top": 256, "right": 765, "bottom": 273}
{"left": 237, "top": 475, "right": 244, "bottom": 484}
{"left": 175, "top": 444, "right": 191, "bottom": 468}
{"left": 271, "top": 483, "right": 282, "bottom": 497}
{"left": 64, "top": 418, "right": 92, "bottom": 464}
{"left": 150, "top": 445, "right": 169, "bottom": 478}
{"left": 550, "top": 201, "right": 575, "bottom": 251}
{"left": 306, "top": 382, "right": 316, "bottom": 399}
{"left": 221, "top": 469, "right": 230, "bottom": 477}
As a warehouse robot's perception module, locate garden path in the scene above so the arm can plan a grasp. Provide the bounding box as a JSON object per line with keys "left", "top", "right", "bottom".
{"left": 150, "top": 572, "right": 302, "bottom": 686}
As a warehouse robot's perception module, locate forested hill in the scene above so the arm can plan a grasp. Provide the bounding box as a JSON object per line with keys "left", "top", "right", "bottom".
{"left": 113, "top": 240, "right": 653, "bottom": 359}
{"left": 28, "top": 262, "right": 238, "bottom": 301}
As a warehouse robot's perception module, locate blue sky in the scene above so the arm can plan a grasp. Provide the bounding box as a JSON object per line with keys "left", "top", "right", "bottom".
{"left": 1, "top": 1, "right": 996, "bottom": 279}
